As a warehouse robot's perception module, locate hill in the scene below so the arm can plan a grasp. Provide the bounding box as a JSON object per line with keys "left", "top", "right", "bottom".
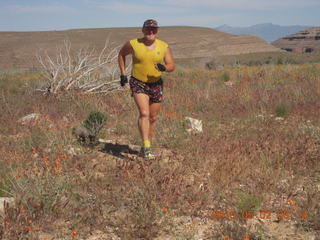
{"left": 0, "top": 26, "right": 281, "bottom": 70}
{"left": 272, "top": 27, "right": 320, "bottom": 54}
{"left": 215, "top": 23, "right": 313, "bottom": 42}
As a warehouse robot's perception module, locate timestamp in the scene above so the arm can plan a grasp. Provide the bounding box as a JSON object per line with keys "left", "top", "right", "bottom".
{"left": 211, "top": 209, "right": 308, "bottom": 220}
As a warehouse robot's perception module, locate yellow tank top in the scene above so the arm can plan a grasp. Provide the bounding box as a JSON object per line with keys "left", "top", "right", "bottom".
{"left": 130, "top": 38, "right": 168, "bottom": 83}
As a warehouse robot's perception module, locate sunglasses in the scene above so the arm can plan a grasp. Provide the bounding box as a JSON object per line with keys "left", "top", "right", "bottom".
{"left": 144, "top": 27, "right": 158, "bottom": 33}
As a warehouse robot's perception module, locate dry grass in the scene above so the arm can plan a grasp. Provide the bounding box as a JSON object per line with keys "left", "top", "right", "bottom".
{"left": 206, "top": 51, "right": 320, "bottom": 70}
{"left": 0, "top": 64, "right": 319, "bottom": 239}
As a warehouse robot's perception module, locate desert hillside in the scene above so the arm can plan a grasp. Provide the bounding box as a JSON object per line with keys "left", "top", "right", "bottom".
{"left": 272, "top": 27, "right": 320, "bottom": 53}
{"left": 216, "top": 23, "right": 314, "bottom": 42}
{"left": 0, "top": 26, "right": 281, "bottom": 69}
{"left": 0, "top": 64, "right": 319, "bottom": 239}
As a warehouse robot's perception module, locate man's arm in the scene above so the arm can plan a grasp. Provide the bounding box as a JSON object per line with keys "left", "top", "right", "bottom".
{"left": 164, "top": 47, "right": 175, "bottom": 72}
{"left": 118, "top": 41, "right": 133, "bottom": 76}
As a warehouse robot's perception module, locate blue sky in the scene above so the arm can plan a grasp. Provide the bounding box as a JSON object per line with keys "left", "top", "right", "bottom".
{"left": 0, "top": 0, "right": 319, "bottom": 31}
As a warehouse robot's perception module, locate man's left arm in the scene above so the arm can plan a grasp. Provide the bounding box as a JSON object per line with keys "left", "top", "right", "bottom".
{"left": 164, "top": 47, "right": 175, "bottom": 72}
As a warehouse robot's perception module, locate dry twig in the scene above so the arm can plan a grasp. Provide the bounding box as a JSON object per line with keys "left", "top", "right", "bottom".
{"left": 36, "top": 39, "right": 131, "bottom": 94}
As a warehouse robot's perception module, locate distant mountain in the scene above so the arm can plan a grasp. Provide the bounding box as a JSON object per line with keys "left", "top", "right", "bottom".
{"left": 215, "top": 23, "right": 314, "bottom": 42}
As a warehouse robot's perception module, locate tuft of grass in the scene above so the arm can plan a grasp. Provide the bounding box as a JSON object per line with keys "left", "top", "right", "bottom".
{"left": 237, "top": 192, "right": 262, "bottom": 214}
{"left": 275, "top": 103, "right": 290, "bottom": 118}
{"left": 0, "top": 180, "right": 11, "bottom": 197}
{"left": 219, "top": 71, "right": 230, "bottom": 82}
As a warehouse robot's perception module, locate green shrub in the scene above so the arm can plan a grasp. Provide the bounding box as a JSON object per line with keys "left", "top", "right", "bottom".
{"left": 277, "top": 57, "right": 283, "bottom": 65}
{"left": 83, "top": 110, "right": 107, "bottom": 135}
{"left": 73, "top": 110, "right": 107, "bottom": 145}
{"left": 275, "top": 104, "right": 290, "bottom": 118}
{"left": 206, "top": 60, "right": 217, "bottom": 70}
{"left": 219, "top": 71, "right": 230, "bottom": 82}
{"left": 0, "top": 180, "right": 11, "bottom": 197}
{"left": 237, "top": 192, "right": 262, "bottom": 214}
{"left": 285, "top": 58, "right": 298, "bottom": 64}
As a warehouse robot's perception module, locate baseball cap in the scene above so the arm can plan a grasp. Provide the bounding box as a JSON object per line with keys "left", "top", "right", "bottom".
{"left": 143, "top": 19, "right": 159, "bottom": 28}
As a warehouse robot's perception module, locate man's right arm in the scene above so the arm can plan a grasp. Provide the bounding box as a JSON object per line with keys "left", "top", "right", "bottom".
{"left": 118, "top": 41, "right": 133, "bottom": 76}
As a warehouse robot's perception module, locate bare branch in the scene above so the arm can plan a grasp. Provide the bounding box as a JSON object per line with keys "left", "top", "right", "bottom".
{"left": 36, "top": 38, "right": 130, "bottom": 95}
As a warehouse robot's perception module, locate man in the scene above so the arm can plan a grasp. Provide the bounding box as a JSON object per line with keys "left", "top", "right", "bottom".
{"left": 118, "top": 19, "right": 175, "bottom": 160}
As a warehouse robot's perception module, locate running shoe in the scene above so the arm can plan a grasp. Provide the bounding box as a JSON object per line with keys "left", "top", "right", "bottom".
{"left": 140, "top": 147, "right": 156, "bottom": 160}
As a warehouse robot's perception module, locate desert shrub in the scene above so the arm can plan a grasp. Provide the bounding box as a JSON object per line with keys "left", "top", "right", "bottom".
{"left": 285, "top": 57, "right": 298, "bottom": 64}
{"left": 275, "top": 103, "right": 290, "bottom": 118}
{"left": 0, "top": 150, "right": 73, "bottom": 222}
{"left": 83, "top": 110, "right": 107, "bottom": 137}
{"left": 219, "top": 71, "right": 230, "bottom": 82}
{"left": 73, "top": 110, "right": 107, "bottom": 145}
{"left": 276, "top": 57, "right": 283, "bottom": 65}
{"left": 206, "top": 59, "right": 217, "bottom": 69}
{"left": 126, "top": 190, "right": 162, "bottom": 239}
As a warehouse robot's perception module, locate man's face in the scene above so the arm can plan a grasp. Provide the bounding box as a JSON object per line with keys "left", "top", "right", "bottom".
{"left": 142, "top": 27, "right": 158, "bottom": 40}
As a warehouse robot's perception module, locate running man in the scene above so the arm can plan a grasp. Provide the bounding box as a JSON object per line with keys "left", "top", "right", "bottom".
{"left": 118, "top": 19, "right": 175, "bottom": 160}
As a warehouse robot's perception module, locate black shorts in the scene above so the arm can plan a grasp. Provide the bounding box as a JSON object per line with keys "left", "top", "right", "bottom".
{"left": 129, "top": 77, "right": 164, "bottom": 103}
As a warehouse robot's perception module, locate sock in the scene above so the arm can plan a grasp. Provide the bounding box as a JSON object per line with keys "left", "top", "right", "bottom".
{"left": 143, "top": 140, "right": 151, "bottom": 148}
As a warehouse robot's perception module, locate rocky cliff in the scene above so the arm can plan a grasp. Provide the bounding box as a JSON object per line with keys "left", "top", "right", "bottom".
{"left": 272, "top": 27, "right": 320, "bottom": 53}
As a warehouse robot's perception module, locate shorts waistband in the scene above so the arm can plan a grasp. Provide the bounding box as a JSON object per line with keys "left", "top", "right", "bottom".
{"left": 130, "top": 76, "right": 163, "bottom": 85}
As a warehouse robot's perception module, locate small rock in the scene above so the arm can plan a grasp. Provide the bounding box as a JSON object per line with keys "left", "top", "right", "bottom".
{"left": 98, "top": 138, "right": 113, "bottom": 144}
{"left": 224, "top": 81, "right": 234, "bottom": 86}
{"left": 62, "top": 116, "right": 69, "bottom": 122}
{"left": 277, "top": 179, "right": 289, "bottom": 188}
{"left": 18, "top": 113, "right": 41, "bottom": 125}
{"left": 255, "top": 114, "right": 265, "bottom": 119}
{"left": 185, "top": 117, "right": 203, "bottom": 133}
{"left": 308, "top": 234, "right": 316, "bottom": 240}
{"left": 67, "top": 146, "right": 82, "bottom": 156}
{"left": 72, "top": 125, "right": 92, "bottom": 140}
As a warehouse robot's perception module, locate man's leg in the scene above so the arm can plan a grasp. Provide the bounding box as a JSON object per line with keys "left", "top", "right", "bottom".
{"left": 133, "top": 93, "right": 150, "bottom": 142}
{"left": 149, "top": 101, "right": 161, "bottom": 141}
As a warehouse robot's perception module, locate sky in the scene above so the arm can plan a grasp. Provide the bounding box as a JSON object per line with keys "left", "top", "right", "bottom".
{"left": 0, "top": 0, "right": 319, "bottom": 31}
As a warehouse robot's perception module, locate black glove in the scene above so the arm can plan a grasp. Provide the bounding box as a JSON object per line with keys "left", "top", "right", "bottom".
{"left": 120, "top": 75, "right": 128, "bottom": 86}
{"left": 156, "top": 63, "right": 166, "bottom": 72}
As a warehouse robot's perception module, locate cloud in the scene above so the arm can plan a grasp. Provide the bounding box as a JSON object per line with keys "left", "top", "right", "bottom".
{"left": 93, "top": 1, "right": 188, "bottom": 14}
{"left": 159, "top": 13, "right": 243, "bottom": 26}
{"left": 7, "top": 4, "right": 75, "bottom": 13}
{"left": 163, "top": 0, "right": 320, "bottom": 10}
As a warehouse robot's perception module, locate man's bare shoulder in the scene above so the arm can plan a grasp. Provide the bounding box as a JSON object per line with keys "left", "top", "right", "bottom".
{"left": 120, "top": 40, "right": 134, "bottom": 55}
{"left": 156, "top": 39, "right": 169, "bottom": 48}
